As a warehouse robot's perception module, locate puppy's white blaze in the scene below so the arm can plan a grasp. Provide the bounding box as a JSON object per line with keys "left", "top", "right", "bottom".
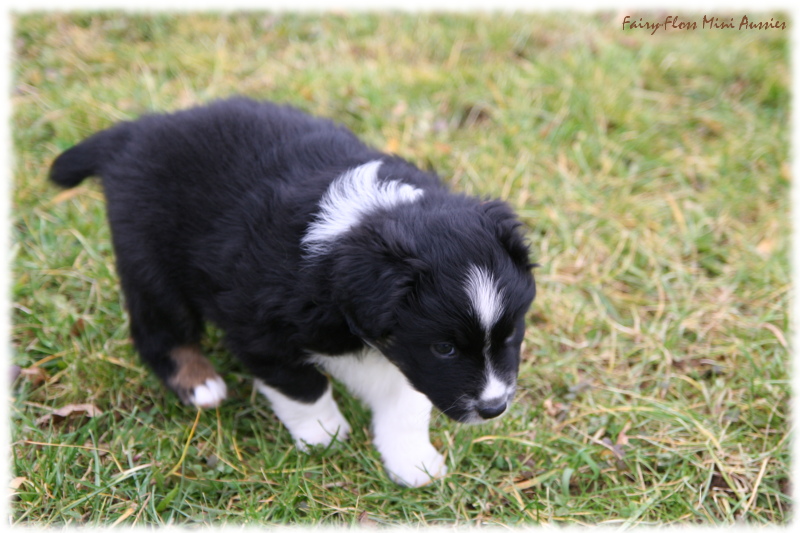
{"left": 302, "top": 160, "right": 424, "bottom": 257}
{"left": 481, "top": 370, "right": 509, "bottom": 402}
{"left": 464, "top": 264, "right": 505, "bottom": 331}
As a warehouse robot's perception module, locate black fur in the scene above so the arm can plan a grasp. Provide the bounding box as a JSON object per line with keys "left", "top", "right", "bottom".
{"left": 50, "top": 97, "right": 536, "bottom": 421}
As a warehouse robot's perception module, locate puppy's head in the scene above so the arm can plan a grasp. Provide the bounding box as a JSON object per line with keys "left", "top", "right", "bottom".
{"left": 333, "top": 197, "right": 536, "bottom": 423}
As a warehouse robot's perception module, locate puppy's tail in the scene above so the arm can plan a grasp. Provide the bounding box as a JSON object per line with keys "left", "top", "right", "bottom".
{"left": 49, "top": 124, "right": 131, "bottom": 188}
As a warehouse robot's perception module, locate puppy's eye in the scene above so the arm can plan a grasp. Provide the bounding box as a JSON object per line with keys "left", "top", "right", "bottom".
{"left": 505, "top": 328, "right": 517, "bottom": 345}
{"left": 430, "top": 342, "right": 456, "bottom": 358}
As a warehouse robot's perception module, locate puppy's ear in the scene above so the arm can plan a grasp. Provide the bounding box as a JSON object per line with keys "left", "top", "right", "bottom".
{"left": 479, "top": 200, "right": 533, "bottom": 269}
{"left": 332, "top": 222, "right": 428, "bottom": 341}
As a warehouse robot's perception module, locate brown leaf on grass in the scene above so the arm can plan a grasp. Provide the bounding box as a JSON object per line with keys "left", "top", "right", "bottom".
{"left": 710, "top": 471, "right": 734, "bottom": 491}
{"left": 599, "top": 437, "right": 629, "bottom": 472}
{"left": 616, "top": 421, "right": 632, "bottom": 446}
{"left": 543, "top": 398, "right": 568, "bottom": 419}
{"left": 458, "top": 103, "right": 492, "bottom": 128}
{"left": 358, "top": 511, "right": 378, "bottom": 528}
{"left": 779, "top": 477, "right": 791, "bottom": 497}
{"left": 9, "top": 477, "right": 28, "bottom": 501}
{"left": 17, "top": 366, "right": 49, "bottom": 387}
{"left": 69, "top": 318, "right": 86, "bottom": 337}
{"left": 600, "top": 438, "right": 625, "bottom": 461}
{"left": 599, "top": 423, "right": 633, "bottom": 472}
{"left": 35, "top": 404, "right": 103, "bottom": 426}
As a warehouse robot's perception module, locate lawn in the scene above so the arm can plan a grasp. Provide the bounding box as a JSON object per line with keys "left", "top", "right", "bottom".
{"left": 10, "top": 11, "right": 791, "bottom": 526}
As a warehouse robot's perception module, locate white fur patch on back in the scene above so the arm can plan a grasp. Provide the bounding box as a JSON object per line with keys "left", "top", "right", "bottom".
{"left": 464, "top": 264, "right": 505, "bottom": 331}
{"left": 302, "top": 160, "right": 424, "bottom": 257}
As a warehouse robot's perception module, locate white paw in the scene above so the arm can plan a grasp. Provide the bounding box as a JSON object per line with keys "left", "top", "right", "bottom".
{"left": 255, "top": 379, "right": 350, "bottom": 451}
{"left": 191, "top": 377, "right": 227, "bottom": 408}
{"left": 383, "top": 443, "right": 447, "bottom": 487}
{"left": 292, "top": 410, "right": 352, "bottom": 452}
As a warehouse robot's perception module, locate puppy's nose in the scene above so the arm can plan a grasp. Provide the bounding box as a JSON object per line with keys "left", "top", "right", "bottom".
{"left": 476, "top": 398, "right": 507, "bottom": 419}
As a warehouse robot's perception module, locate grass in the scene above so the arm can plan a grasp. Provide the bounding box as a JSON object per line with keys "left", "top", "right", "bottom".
{"left": 10, "top": 11, "right": 791, "bottom": 526}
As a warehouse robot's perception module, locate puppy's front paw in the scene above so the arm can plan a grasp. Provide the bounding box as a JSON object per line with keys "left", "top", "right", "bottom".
{"left": 292, "top": 410, "right": 352, "bottom": 452}
{"left": 255, "top": 380, "right": 351, "bottom": 451}
{"left": 383, "top": 444, "right": 447, "bottom": 487}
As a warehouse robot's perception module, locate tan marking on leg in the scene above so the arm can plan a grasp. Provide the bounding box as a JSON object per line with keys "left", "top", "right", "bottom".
{"left": 167, "top": 345, "right": 226, "bottom": 407}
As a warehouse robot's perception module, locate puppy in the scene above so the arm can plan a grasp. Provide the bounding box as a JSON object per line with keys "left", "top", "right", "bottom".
{"left": 49, "top": 98, "right": 536, "bottom": 487}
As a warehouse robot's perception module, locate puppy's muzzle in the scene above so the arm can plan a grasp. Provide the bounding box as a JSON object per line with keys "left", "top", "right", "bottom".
{"left": 476, "top": 397, "right": 508, "bottom": 420}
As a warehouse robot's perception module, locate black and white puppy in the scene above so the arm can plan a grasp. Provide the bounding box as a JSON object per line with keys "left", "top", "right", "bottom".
{"left": 49, "top": 98, "right": 536, "bottom": 487}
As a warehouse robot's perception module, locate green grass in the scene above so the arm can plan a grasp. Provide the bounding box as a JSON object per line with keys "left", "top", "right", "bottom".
{"left": 11, "top": 11, "right": 790, "bottom": 526}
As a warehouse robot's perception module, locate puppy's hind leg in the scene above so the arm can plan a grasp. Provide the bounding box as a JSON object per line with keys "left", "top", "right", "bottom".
{"left": 122, "top": 281, "right": 226, "bottom": 409}
{"left": 165, "top": 344, "right": 227, "bottom": 408}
